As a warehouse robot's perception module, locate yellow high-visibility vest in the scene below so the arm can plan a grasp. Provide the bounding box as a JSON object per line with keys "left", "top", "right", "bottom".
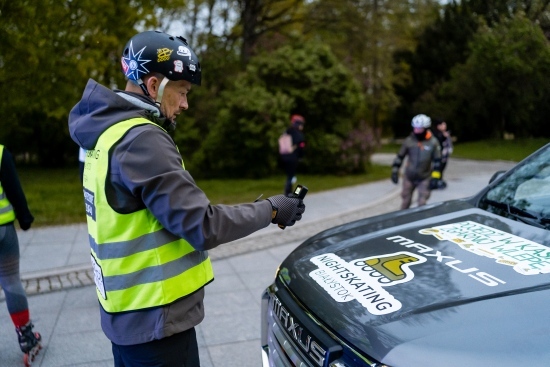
{"left": 83, "top": 118, "right": 214, "bottom": 313}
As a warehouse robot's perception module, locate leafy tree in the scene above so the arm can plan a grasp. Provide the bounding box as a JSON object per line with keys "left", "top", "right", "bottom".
{"left": 432, "top": 14, "right": 550, "bottom": 140}
{"left": 235, "top": 0, "right": 306, "bottom": 65}
{"left": 173, "top": 33, "right": 243, "bottom": 167}
{"left": 391, "top": 1, "right": 479, "bottom": 137}
{"left": 0, "top": 0, "right": 184, "bottom": 165}
{"left": 391, "top": 0, "right": 550, "bottom": 138}
{"left": 304, "top": 0, "right": 441, "bottom": 135}
{"left": 192, "top": 41, "right": 368, "bottom": 178}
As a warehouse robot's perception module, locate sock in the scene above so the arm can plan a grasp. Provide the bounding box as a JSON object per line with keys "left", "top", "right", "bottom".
{"left": 10, "top": 309, "right": 30, "bottom": 328}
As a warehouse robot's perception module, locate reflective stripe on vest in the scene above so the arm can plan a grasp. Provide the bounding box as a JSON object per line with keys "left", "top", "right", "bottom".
{"left": 0, "top": 145, "right": 16, "bottom": 225}
{"left": 83, "top": 118, "right": 214, "bottom": 313}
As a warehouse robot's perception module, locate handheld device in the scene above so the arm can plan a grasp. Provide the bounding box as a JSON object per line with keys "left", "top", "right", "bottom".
{"left": 278, "top": 185, "right": 308, "bottom": 229}
{"left": 293, "top": 184, "right": 308, "bottom": 200}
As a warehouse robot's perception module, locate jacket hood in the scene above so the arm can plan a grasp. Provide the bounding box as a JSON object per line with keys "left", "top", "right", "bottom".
{"left": 68, "top": 79, "right": 163, "bottom": 150}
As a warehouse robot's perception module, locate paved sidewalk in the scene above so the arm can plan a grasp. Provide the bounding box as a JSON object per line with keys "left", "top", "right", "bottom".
{"left": 0, "top": 154, "right": 516, "bottom": 367}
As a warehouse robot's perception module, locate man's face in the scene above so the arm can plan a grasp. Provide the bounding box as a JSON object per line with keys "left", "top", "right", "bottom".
{"left": 160, "top": 79, "right": 192, "bottom": 122}
{"left": 413, "top": 127, "right": 425, "bottom": 135}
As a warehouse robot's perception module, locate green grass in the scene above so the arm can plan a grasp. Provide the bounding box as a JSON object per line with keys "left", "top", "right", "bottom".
{"left": 18, "top": 164, "right": 391, "bottom": 227}
{"left": 378, "top": 137, "right": 548, "bottom": 162}
{"left": 451, "top": 138, "right": 548, "bottom": 161}
{"left": 18, "top": 168, "right": 87, "bottom": 227}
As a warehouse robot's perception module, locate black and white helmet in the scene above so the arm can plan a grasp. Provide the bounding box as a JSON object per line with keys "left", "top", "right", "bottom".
{"left": 121, "top": 30, "right": 202, "bottom": 86}
{"left": 411, "top": 114, "right": 431, "bottom": 129}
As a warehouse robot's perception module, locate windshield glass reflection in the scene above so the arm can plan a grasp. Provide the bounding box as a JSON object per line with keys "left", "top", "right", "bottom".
{"left": 480, "top": 145, "right": 550, "bottom": 224}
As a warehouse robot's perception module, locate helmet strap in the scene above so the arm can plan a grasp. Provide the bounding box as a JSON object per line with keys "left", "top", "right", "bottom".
{"left": 137, "top": 78, "right": 150, "bottom": 97}
{"left": 156, "top": 77, "right": 170, "bottom": 105}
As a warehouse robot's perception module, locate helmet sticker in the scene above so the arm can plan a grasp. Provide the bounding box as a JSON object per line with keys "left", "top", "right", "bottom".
{"left": 174, "top": 60, "right": 183, "bottom": 73}
{"left": 157, "top": 48, "right": 173, "bottom": 62}
{"left": 122, "top": 41, "right": 151, "bottom": 81}
{"left": 177, "top": 46, "right": 192, "bottom": 59}
{"left": 189, "top": 64, "right": 196, "bottom": 72}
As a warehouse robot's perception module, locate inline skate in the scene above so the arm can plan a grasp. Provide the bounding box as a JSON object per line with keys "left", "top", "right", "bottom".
{"left": 16, "top": 322, "right": 42, "bottom": 367}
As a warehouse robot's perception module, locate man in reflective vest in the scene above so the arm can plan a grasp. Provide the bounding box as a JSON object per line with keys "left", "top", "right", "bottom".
{"left": 68, "top": 31, "right": 306, "bottom": 366}
{"left": 0, "top": 144, "right": 42, "bottom": 365}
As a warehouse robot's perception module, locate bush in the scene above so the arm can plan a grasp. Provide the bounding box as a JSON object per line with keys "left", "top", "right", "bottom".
{"left": 194, "top": 40, "right": 374, "bottom": 178}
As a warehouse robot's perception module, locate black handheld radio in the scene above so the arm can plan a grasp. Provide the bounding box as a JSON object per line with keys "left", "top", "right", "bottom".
{"left": 278, "top": 185, "right": 308, "bottom": 229}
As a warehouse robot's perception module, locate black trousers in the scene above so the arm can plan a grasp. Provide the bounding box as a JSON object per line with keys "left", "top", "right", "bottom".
{"left": 112, "top": 327, "right": 200, "bottom": 367}
{"left": 280, "top": 154, "right": 299, "bottom": 195}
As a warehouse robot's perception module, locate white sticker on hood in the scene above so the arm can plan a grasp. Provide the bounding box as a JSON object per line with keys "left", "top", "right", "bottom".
{"left": 309, "top": 252, "right": 426, "bottom": 315}
{"left": 419, "top": 220, "right": 550, "bottom": 275}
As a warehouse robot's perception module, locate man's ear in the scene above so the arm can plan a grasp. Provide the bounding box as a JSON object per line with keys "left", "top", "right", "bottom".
{"left": 144, "top": 75, "right": 160, "bottom": 99}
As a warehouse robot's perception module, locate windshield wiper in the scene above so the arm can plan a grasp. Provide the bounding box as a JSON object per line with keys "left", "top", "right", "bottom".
{"left": 484, "top": 199, "right": 549, "bottom": 229}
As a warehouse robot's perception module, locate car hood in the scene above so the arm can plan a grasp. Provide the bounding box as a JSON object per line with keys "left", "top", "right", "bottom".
{"left": 279, "top": 200, "right": 550, "bottom": 366}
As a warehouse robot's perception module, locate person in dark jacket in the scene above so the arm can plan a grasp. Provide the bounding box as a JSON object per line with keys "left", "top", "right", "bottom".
{"left": 280, "top": 114, "right": 306, "bottom": 195}
{"left": 0, "top": 144, "right": 42, "bottom": 365}
{"left": 391, "top": 114, "right": 442, "bottom": 209}
{"left": 68, "top": 30, "right": 306, "bottom": 367}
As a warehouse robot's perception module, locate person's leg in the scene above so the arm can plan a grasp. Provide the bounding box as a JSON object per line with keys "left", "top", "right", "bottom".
{"left": 438, "top": 159, "right": 448, "bottom": 189}
{"left": 0, "top": 224, "right": 41, "bottom": 356}
{"left": 439, "top": 160, "right": 447, "bottom": 179}
{"left": 281, "top": 156, "right": 298, "bottom": 195}
{"left": 417, "top": 177, "right": 432, "bottom": 206}
{"left": 0, "top": 224, "right": 29, "bottom": 318}
{"left": 112, "top": 327, "right": 200, "bottom": 367}
{"left": 400, "top": 177, "right": 415, "bottom": 209}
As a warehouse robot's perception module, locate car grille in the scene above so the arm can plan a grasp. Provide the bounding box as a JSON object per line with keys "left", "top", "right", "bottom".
{"left": 262, "top": 283, "right": 343, "bottom": 367}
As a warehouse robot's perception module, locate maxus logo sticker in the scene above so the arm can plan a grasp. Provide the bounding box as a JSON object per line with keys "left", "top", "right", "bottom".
{"left": 420, "top": 220, "right": 550, "bottom": 275}
{"left": 309, "top": 252, "right": 426, "bottom": 315}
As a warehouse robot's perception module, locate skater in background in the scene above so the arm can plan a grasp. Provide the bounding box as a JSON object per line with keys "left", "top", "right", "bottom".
{"left": 69, "top": 30, "right": 306, "bottom": 367}
{"left": 279, "top": 114, "right": 306, "bottom": 195}
{"left": 432, "top": 118, "right": 453, "bottom": 189}
{"left": 0, "top": 144, "right": 41, "bottom": 366}
{"left": 391, "top": 114, "right": 442, "bottom": 209}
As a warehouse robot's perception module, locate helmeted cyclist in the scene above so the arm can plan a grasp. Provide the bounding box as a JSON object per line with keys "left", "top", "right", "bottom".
{"left": 391, "top": 114, "right": 442, "bottom": 209}
{"left": 68, "top": 30, "right": 306, "bottom": 367}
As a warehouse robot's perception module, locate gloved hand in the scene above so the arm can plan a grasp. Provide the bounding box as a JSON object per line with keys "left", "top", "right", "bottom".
{"left": 18, "top": 215, "right": 34, "bottom": 231}
{"left": 391, "top": 168, "right": 399, "bottom": 184}
{"left": 266, "top": 195, "right": 305, "bottom": 228}
{"left": 19, "top": 220, "right": 32, "bottom": 231}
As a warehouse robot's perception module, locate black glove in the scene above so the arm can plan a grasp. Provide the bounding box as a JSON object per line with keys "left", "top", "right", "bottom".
{"left": 391, "top": 168, "right": 399, "bottom": 184}
{"left": 19, "top": 220, "right": 32, "bottom": 231}
{"left": 266, "top": 195, "right": 305, "bottom": 228}
{"left": 18, "top": 214, "right": 33, "bottom": 231}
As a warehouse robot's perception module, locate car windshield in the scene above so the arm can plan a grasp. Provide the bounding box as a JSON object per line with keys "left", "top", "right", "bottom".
{"left": 480, "top": 144, "right": 550, "bottom": 228}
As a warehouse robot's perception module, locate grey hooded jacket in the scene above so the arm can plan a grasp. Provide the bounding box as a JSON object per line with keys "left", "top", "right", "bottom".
{"left": 68, "top": 79, "right": 272, "bottom": 345}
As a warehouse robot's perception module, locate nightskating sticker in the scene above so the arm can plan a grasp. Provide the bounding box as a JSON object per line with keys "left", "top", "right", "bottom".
{"left": 309, "top": 252, "right": 426, "bottom": 315}
{"left": 419, "top": 220, "right": 550, "bottom": 275}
